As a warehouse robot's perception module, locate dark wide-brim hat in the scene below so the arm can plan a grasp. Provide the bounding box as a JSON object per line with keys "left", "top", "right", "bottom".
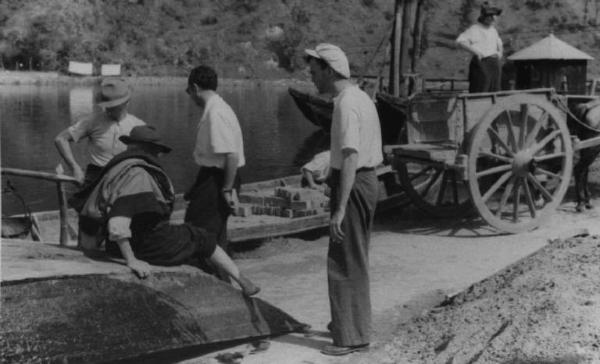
{"left": 119, "top": 125, "right": 172, "bottom": 153}
{"left": 97, "top": 78, "right": 131, "bottom": 108}
{"left": 480, "top": 1, "right": 502, "bottom": 17}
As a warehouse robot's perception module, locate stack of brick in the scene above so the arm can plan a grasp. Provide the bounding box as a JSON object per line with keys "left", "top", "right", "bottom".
{"left": 234, "top": 186, "right": 329, "bottom": 218}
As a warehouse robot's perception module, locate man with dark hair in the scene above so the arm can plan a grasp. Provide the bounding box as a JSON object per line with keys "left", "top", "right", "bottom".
{"left": 456, "top": 1, "right": 503, "bottom": 92}
{"left": 77, "top": 125, "right": 259, "bottom": 296}
{"left": 304, "top": 43, "right": 383, "bottom": 356}
{"left": 184, "top": 65, "right": 245, "bottom": 283}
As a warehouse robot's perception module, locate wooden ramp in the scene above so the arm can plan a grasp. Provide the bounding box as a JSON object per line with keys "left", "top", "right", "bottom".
{"left": 0, "top": 239, "right": 307, "bottom": 363}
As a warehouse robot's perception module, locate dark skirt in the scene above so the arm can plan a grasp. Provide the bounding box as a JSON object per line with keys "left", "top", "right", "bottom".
{"left": 468, "top": 55, "right": 501, "bottom": 93}
{"left": 106, "top": 218, "right": 218, "bottom": 266}
{"left": 327, "top": 168, "right": 378, "bottom": 346}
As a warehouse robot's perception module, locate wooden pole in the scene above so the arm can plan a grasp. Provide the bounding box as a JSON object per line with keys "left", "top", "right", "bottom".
{"left": 390, "top": 0, "right": 405, "bottom": 96}
{"left": 56, "top": 182, "right": 69, "bottom": 246}
{"left": 411, "top": 0, "right": 425, "bottom": 73}
{"left": 399, "top": 0, "right": 418, "bottom": 97}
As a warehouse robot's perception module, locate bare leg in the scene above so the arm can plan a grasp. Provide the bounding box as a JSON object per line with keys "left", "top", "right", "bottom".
{"left": 209, "top": 246, "right": 260, "bottom": 296}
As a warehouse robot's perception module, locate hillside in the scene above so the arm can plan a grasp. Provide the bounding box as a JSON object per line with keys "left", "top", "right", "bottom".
{"left": 2, "top": 0, "right": 600, "bottom": 80}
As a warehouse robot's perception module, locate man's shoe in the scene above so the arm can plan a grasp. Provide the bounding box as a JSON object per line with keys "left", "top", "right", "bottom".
{"left": 320, "top": 344, "right": 369, "bottom": 356}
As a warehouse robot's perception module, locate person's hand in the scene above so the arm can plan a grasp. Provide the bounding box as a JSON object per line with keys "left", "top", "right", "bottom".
{"left": 72, "top": 165, "right": 85, "bottom": 185}
{"left": 330, "top": 209, "right": 345, "bottom": 243}
{"left": 128, "top": 259, "right": 151, "bottom": 279}
{"left": 223, "top": 190, "right": 237, "bottom": 212}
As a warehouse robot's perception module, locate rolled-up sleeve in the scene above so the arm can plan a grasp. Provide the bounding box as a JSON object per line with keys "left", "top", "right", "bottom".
{"left": 108, "top": 216, "right": 132, "bottom": 241}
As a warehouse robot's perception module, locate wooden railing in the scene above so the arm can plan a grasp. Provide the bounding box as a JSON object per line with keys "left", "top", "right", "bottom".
{"left": 2, "top": 167, "right": 78, "bottom": 246}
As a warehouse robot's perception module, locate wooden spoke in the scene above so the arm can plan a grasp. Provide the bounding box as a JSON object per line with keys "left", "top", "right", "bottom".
{"left": 536, "top": 167, "right": 561, "bottom": 180}
{"left": 410, "top": 165, "right": 434, "bottom": 182}
{"left": 420, "top": 169, "right": 442, "bottom": 197}
{"left": 519, "top": 105, "right": 529, "bottom": 149}
{"left": 436, "top": 172, "right": 448, "bottom": 205}
{"left": 527, "top": 172, "right": 553, "bottom": 201}
{"left": 522, "top": 178, "right": 537, "bottom": 218}
{"left": 479, "top": 151, "right": 512, "bottom": 163}
{"left": 482, "top": 171, "right": 512, "bottom": 202}
{"left": 495, "top": 177, "right": 514, "bottom": 217}
{"left": 476, "top": 164, "right": 512, "bottom": 178}
{"left": 398, "top": 161, "right": 472, "bottom": 218}
{"left": 488, "top": 128, "right": 515, "bottom": 156}
{"left": 512, "top": 178, "right": 521, "bottom": 221}
{"left": 531, "top": 130, "right": 561, "bottom": 155}
{"left": 451, "top": 172, "right": 459, "bottom": 205}
{"left": 534, "top": 152, "right": 566, "bottom": 162}
{"left": 503, "top": 110, "right": 518, "bottom": 152}
{"left": 524, "top": 111, "right": 548, "bottom": 148}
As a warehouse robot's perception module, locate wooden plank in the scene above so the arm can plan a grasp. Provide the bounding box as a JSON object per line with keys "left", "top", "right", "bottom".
{"left": 1, "top": 168, "right": 78, "bottom": 183}
{"left": 393, "top": 143, "right": 458, "bottom": 163}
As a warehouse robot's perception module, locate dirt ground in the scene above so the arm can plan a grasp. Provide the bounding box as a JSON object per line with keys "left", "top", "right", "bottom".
{"left": 179, "top": 183, "right": 600, "bottom": 364}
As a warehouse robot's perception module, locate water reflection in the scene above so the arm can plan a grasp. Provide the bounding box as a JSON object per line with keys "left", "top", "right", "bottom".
{"left": 1, "top": 80, "right": 320, "bottom": 213}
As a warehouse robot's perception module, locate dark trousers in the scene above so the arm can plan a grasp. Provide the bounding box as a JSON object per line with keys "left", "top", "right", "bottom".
{"left": 469, "top": 55, "right": 501, "bottom": 93}
{"left": 184, "top": 166, "right": 240, "bottom": 282}
{"left": 327, "top": 168, "right": 378, "bottom": 347}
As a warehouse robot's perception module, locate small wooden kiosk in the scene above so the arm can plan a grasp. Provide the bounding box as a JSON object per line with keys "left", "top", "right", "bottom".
{"left": 507, "top": 34, "right": 594, "bottom": 94}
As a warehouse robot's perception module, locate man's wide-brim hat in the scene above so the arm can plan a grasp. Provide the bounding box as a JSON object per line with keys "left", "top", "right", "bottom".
{"left": 119, "top": 125, "right": 172, "bottom": 153}
{"left": 97, "top": 78, "right": 131, "bottom": 108}
{"left": 480, "top": 1, "right": 502, "bottom": 17}
{"left": 304, "top": 43, "right": 351, "bottom": 79}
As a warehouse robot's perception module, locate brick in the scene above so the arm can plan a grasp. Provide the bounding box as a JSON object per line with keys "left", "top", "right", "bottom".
{"left": 291, "top": 200, "right": 312, "bottom": 210}
{"left": 234, "top": 205, "right": 252, "bottom": 217}
{"left": 263, "top": 196, "right": 289, "bottom": 208}
{"left": 239, "top": 194, "right": 264, "bottom": 205}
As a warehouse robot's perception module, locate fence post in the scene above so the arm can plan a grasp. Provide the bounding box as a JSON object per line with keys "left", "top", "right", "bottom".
{"left": 56, "top": 181, "right": 69, "bottom": 246}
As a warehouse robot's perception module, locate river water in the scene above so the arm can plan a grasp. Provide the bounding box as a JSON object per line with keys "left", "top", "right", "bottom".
{"left": 1, "top": 80, "right": 326, "bottom": 214}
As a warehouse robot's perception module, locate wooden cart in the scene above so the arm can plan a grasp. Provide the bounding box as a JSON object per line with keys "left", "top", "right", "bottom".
{"left": 392, "top": 87, "right": 600, "bottom": 233}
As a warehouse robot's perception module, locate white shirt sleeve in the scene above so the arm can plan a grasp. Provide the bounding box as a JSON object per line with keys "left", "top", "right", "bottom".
{"left": 456, "top": 25, "right": 476, "bottom": 46}
{"left": 68, "top": 116, "right": 93, "bottom": 142}
{"left": 108, "top": 216, "right": 132, "bottom": 241}
{"left": 338, "top": 99, "right": 360, "bottom": 153}
{"left": 209, "top": 110, "right": 237, "bottom": 154}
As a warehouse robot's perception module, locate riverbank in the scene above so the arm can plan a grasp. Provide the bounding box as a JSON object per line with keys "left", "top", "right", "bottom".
{"left": 0, "top": 70, "right": 313, "bottom": 88}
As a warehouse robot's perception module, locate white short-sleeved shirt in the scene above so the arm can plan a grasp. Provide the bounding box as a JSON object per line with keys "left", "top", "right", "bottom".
{"left": 456, "top": 23, "right": 503, "bottom": 58}
{"left": 301, "top": 151, "right": 330, "bottom": 182}
{"left": 193, "top": 94, "right": 245, "bottom": 169}
{"left": 68, "top": 113, "right": 146, "bottom": 167}
{"left": 330, "top": 85, "right": 383, "bottom": 170}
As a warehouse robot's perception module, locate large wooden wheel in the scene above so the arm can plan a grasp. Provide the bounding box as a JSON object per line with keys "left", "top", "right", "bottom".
{"left": 396, "top": 159, "right": 472, "bottom": 217}
{"left": 467, "top": 94, "right": 573, "bottom": 233}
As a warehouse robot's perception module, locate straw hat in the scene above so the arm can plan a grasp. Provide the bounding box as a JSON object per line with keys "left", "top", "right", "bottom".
{"left": 97, "top": 78, "right": 131, "bottom": 108}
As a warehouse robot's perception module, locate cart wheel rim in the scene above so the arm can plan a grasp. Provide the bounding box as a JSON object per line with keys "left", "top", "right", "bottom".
{"left": 467, "top": 94, "right": 573, "bottom": 233}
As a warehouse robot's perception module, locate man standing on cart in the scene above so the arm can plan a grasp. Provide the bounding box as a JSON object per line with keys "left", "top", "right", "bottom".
{"left": 456, "top": 1, "right": 503, "bottom": 92}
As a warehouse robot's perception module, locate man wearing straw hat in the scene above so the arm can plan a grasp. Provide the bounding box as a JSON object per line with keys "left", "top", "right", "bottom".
{"left": 304, "top": 43, "right": 383, "bottom": 356}
{"left": 456, "top": 1, "right": 503, "bottom": 92}
{"left": 55, "top": 78, "right": 146, "bottom": 187}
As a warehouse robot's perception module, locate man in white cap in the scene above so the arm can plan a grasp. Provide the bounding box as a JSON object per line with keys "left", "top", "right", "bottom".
{"left": 456, "top": 1, "right": 503, "bottom": 92}
{"left": 304, "top": 43, "right": 383, "bottom": 356}
{"left": 55, "top": 78, "right": 146, "bottom": 187}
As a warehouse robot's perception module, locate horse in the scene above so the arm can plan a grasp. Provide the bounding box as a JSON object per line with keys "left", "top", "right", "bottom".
{"left": 571, "top": 98, "right": 600, "bottom": 212}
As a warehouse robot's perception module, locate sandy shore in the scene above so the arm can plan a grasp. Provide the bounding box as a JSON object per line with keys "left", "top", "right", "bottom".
{"left": 180, "top": 197, "right": 600, "bottom": 364}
